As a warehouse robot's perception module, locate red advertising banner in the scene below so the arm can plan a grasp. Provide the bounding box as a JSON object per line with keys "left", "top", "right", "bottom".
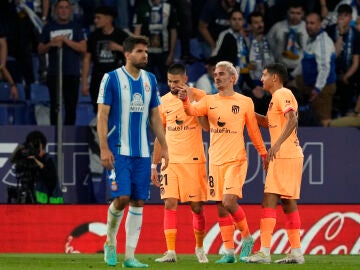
{"left": 0, "top": 204, "right": 359, "bottom": 254}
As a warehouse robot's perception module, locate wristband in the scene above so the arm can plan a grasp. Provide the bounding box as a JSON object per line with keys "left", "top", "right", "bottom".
{"left": 151, "top": 164, "right": 157, "bottom": 169}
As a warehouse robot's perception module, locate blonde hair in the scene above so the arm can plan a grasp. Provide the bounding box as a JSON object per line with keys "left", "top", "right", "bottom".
{"left": 215, "top": 61, "right": 239, "bottom": 85}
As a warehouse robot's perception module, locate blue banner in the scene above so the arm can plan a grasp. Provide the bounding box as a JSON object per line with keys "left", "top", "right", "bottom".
{"left": 0, "top": 126, "right": 359, "bottom": 204}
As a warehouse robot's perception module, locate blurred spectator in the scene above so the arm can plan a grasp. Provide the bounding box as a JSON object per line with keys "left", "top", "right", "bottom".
{"left": 267, "top": 0, "right": 308, "bottom": 73}
{"left": 326, "top": 4, "right": 360, "bottom": 117}
{"left": 237, "top": 0, "right": 265, "bottom": 31}
{"left": 38, "top": 0, "right": 86, "bottom": 125}
{"left": 245, "top": 11, "right": 273, "bottom": 114}
{"left": 81, "top": 5, "right": 128, "bottom": 114}
{"left": 0, "top": 33, "right": 18, "bottom": 101}
{"left": 198, "top": 0, "right": 239, "bottom": 59}
{"left": 292, "top": 13, "right": 336, "bottom": 127}
{"left": 195, "top": 56, "right": 217, "bottom": 94}
{"left": 171, "top": 0, "right": 196, "bottom": 63}
{"left": 329, "top": 95, "right": 360, "bottom": 126}
{"left": 211, "top": 9, "right": 254, "bottom": 91}
{"left": 321, "top": 0, "right": 360, "bottom": 27}
{"left": 133, "top": 0, "right": 178, "bottom": 84}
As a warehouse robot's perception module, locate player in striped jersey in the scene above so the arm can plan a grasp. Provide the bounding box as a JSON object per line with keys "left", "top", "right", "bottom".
{"left": 97, "top": 35, "right": 169, "bottom": 268}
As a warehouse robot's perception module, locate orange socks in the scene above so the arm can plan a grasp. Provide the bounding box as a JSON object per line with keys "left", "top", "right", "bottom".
{"left": 218, "top": 215, "right": 235, "bottom": 250}
{"left": 232, "top": 206, "right": 250, "bottom": 239}
{"left": 285, "top": 211, "right": 301, "bottom": 249}
{"left": 192, "top": 212, "right": 206, "bottom": 248}
{"left": 164, "top": 209, "right": 177, "bottom": 251}
{"left": 260, "top": 208, "right": 277, "bottom": 248}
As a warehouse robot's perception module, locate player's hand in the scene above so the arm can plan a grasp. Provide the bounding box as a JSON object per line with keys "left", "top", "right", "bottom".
{"left": 177, "top": 88, "right": 188, "bottom": 101}
{"left": 261, "top": 154, "right": 269, "bottom": 171}
{"left": 10, "top": 85, "right": 18, "bottom": 101}
{"left": 160, "top": 145, "right": 169, "bottom": 171}
{"left": 267, "top": 143, "right": 280, "bottom": 162}
{"left": 81, "top": 83, "right": 89, "bottom": 96}
{"left": 150, "top": 167, "right": 160, "bottom": 187}
{"left": 100, "top": 148, "right": 114, "bottom": 170}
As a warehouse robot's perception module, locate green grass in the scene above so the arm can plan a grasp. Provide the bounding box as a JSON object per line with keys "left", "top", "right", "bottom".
{"left": 0, "top": 254, "right": 359, "bottom": 270}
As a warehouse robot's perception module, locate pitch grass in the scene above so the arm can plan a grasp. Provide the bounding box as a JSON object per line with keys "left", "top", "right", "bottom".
{"left": 0, "top": 254, "right": 359, "bottom": 270}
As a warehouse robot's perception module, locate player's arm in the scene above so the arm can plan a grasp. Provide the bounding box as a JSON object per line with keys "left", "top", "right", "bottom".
{"left": 151, "top": 137, "right": 162, "bottom": 187}
{"left": 81, "top": 52, "right": 91, "bottom": 96}
{"left": 267, "top": 109, "right": 298, "bottom": 162}
{"left": 149, "top": 107, "right": 169, "bottom": 170}
{"left": 97, "top": 103, "right": 114, "bottom": 170}
{"left": 256, "top": 113, "right": 268, "bottom": 128}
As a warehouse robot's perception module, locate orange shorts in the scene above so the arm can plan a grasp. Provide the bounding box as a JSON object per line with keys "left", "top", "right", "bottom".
{"left": 208, "top": 160, "right": 248, "bottom": 201}
{"left": 265, "top": 157, "right": 303, "bottom": 199}
{"left": 159, "top": 163, "right": 207, "bottom": 202}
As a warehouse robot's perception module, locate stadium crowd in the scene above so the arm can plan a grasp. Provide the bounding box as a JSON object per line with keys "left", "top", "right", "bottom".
{"left": 0, "top": 0, "right": 359, "bottom": 127}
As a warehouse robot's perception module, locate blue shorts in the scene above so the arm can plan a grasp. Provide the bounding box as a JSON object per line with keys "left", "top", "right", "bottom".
{"left": 107, "top": 155, "right": 151, "bottom": 200}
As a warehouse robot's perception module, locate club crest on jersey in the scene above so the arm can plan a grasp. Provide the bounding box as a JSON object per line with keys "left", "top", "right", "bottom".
{"left": 232, "top": 105, "right": 240, "bottom": 114}
{"left": 144, "top": 82, "right": 150, "bottom": 92}
{"left": 130, "top": 93, "right": 144, "bottom": 112}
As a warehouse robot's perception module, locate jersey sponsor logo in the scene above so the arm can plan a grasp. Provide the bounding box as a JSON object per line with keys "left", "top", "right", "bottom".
{"left": 217, "top": 117, "right": 226, "bottom": 127}
{"left": 175, "top": 116, "right": 184, "bottom": 125}
{"left": 130, "top": 93, "right": 144, "bottom": 112}
{"left": 232, "top": 105, "right": 240, "bottom": 114}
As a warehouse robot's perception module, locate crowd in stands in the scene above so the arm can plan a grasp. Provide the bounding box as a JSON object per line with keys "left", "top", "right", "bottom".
{"left": 0, "top": 0, "right": 359, "bottom": 127}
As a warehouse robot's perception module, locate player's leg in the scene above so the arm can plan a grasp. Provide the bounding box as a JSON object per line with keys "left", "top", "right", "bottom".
{"left": 155, "top": 164, "right": 179, "bottom": 262}
{"left": 243, "top": 192, "right": 278, "bottom": 264}
{"left": 123, "top": 157, "right": 151, "bottom": 268}
{"left": 215, "top": 202, "right": 236, "bottom": 263}
{"left": 104, "top": 156, "right": 132, "bottom": 266}
{"left": 274, "top": 199, "right": 304, "bottom": 264}
{"left": 222, "top": 161, "right": 254, "bottom": 260}
{"left": 190, "top": 201, "right": 208, "bottom": 263}
{"left": 274, "top": 157, "right": 304, "bottom": 264}
{"left": 155, "top": 198, "right": 178, "bottom": 262}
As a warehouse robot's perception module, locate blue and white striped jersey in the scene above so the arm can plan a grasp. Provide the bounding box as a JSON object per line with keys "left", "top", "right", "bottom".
{"left": 97, "top": 66, "right": 161, "bottom": 157}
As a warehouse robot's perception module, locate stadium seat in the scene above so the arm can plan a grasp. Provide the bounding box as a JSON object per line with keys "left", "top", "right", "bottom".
{"left": 30, "top": 83, "right": 50, "bottom": 103}
{"left": 0, "top": 83, "right": 32, "bottom": 125}
{"left": 76, "top": 103, "right": 95, "bottom": 126}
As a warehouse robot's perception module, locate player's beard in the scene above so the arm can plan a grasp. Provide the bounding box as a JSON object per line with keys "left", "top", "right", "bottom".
{"left": 133, "top": 62, "right": 147, "bottom": 70}
{"left": 170, "top": 88, "right": 179, "bottom": 95}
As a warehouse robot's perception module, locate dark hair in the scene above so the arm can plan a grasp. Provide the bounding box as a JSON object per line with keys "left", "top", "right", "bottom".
{"left": 337, "top": 4, "right": 353, "bottom": 15}
{"left": 55, "top": 0, "right": 70, "bottom": 7}
{"left": 229, "top": 9, "right": 244, "bottom": 19}
{"left": 25, "top": 130, "right": 47, "bottom": 148}
{"left": 288, "top": 0, "right": 304, "bottom": 10}
{"left": 264, "top": 63, "right": 288, "bottom": 83}
{"left": 168, "top": 63, "right": 186, "bottom": 75}
{"left": 94, "top": 5, "right": 117, "bottom": 18}
{"left": 247, "top": 11, "right": 263, "bottom": 25}
{"left": 123, "top": 36, "right": 149, "bottom": 52}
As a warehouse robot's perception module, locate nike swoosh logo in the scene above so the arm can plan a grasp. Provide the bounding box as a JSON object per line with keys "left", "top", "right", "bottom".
{"left": 210, "top": 107, "right": 217, "bottom": 110}
{"left": 166, "top": 111, "right": 172, "bottom": 114}
{"left": 225, "top": 187, "right": 234, "bottom": 190}
{"left": 189, "top": 195, "right": 197, "bottom": 198}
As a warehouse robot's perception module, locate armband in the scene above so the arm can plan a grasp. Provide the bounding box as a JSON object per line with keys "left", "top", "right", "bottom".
{"left": 151, "top": 164, "right": 157, "bottom": 169}
{"left": 261, "top": 154, "right": 267, "bottom": 160}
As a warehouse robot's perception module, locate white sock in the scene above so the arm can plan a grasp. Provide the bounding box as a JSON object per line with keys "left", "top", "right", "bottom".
{"left": 226, "top": 249, "right": 235, "bottom": 255}
{"left": 106, "top": 202, "right": 124, "bottom": 246}
{"left": 260, "top": 247, "right": 270, "bottom": 256}
{"left": 125, "top": 206, "right": 143, "bottom": 259}
{"left": 291, "top": 248, "right": 302, "bottom": 256}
